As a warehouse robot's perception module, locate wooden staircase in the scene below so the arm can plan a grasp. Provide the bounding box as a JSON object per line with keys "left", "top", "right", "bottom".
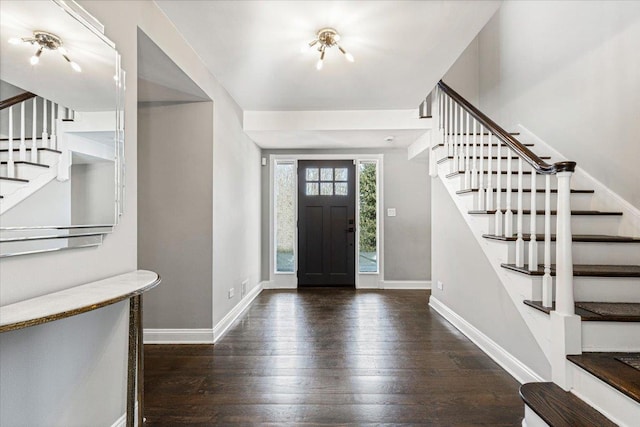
{"left": 430, "top": 80, "right": 640, "bottom": 425}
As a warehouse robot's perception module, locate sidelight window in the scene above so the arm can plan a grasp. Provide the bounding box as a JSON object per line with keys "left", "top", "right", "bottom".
{"left": 358, "top": 161, "right": 378, "bottom": 273}
{"left": 275, "top": 161, "right": 295, "bottom": 272}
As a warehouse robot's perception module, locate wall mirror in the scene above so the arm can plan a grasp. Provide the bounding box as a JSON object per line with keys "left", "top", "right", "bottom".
{"left": 0, "top": 0, "right": 124, "bottom": 257}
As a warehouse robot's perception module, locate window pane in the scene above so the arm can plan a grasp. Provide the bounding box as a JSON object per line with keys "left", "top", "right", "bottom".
{"left": 320, "top": 182, "right": 333, "bottom": 195}
{"left": 320, "top": 168, "right": 333, "bottom": 181}
{"left": 306, "top": 168, "right": 319, "bottom": 181}
{"left": 359, "top": 162, "right": 378, "bottom": 272}
{"left": 275, "top": 162, "right": 295, "bottom": 272}
{"left": 306, "top": 182, "right": 319, "bottom": 196}
{"left": 335, "top": 182, "right": 348, "bottom": 196}
{"left": 335, "top": 168, "right": 348, "bottom": 181}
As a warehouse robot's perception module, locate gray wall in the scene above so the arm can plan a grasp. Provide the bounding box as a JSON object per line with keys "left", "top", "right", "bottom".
{"left": 138, "top": 101, "right": 213, "bottom": 329}
{"left": 260, "top": 147, "right": 431, "bottom": 282}
{"left": 430, "top": 177, "right": 550, "bottom": 379}
{"left": 71, "top": 162, "right": 115, "bottom": 225}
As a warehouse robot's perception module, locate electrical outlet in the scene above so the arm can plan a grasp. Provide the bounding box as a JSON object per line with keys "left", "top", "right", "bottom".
{"left": 241, "top": 280, "right": 248, "bottom": 298}
{"left": 437, "top": 280, "right": 444, "bottom": 290}
{"left": 228, "top": 287, "right": 235, "bottom": 299}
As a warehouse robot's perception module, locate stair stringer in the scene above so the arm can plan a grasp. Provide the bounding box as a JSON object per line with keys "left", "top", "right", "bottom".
{"left": 0, "top": 155, "right": 60, "bottom": 215}
{"left": 435, "top": 159, "right": 554, "bottom": 364}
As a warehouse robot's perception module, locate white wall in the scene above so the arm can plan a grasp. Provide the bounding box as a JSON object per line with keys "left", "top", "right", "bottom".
{"left": 477, "top": 0, "right": 640, "bottom": 209}
{"left": 0, "top": 1, "right": 262, "bottom": 425}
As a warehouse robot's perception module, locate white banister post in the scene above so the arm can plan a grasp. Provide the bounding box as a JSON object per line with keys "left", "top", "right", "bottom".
{"left": 452, "top": 102, "right": 458, "bottom": 173}
{"left": 494, "top": 134, "right": 503, "bottom": 236}
{"left": 448, "top": 97, "right": 453, "bottom": 158}
{"left": 478, "top": 125, "right": 485, "bottom": 210}
{"left": 555, "top": 171, "right": 575, "bottom": 316}
{"left": 471, "top": 119, "right": 478, "bottom": 190}
{"left": 528, "top": 167, "right": 539, "bottom": 271}
{"left": 464, "top": 111, "right": 471, "bottom": 189}
{"left": 542, "top": 174, "right": 553, "bottom": 307}
{"left": 458, "top": 106, "right": 465, "bottom": 177}
{"left": 515, "top": 157, "right": 525, "bottom": 267}
{"left": 7, "top": 106, "right": 15, "bottom": 178}
{"left": 31, "top": 98, "right": 38, "bottom": 163}
{"left": 504, "top": 146, "right": 514, "bottom": 237}
{"left": 484, "top": 126, "right": 492, "bottom": 210}
{"left": 50, "top": 103, "right": 57, "bottom": 151}
{"left": 19, "top": 101, "right": 26, "bottom": 161}
{"left": 42, "top": 98, "right": 49, "bottom": 149}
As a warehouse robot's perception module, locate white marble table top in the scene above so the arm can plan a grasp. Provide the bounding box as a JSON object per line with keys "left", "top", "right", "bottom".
{"left": 0, "top": 270, "right": 160, "bottom": 333}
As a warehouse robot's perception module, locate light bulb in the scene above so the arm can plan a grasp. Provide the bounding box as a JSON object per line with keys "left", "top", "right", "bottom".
{"left": 58, "top": 46, "right": 68, "bottom": 55}
{"left": 316, "top": 58, "right": 324, "bottom": 70}
{"left": 8, "top": 37, "right": 22, "bottom": 45}
{"left": 70, "top": 61, "right": 82, "bottom": 72}
{"left": 30, "top": 55, "right": 40, "bottom": 65}
{"left": 345, "top": 52, "right": 354, "bottom": 62}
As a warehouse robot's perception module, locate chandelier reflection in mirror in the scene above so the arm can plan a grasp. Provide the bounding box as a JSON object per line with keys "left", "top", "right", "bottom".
{"left": 8, "top": 31, "right": 82, "bottom": 72}
{"left": 307, "top": 28, "right": 354, "bottom": 70}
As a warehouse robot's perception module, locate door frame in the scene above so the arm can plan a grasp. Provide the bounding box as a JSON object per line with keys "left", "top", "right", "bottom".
{"left": 268, "top": 154, "right": 384, "bottom": 289}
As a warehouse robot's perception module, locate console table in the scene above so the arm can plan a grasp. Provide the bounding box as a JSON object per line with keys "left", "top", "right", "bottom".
{"left": 0, "top": 270, "right": 160, "bottom": 427}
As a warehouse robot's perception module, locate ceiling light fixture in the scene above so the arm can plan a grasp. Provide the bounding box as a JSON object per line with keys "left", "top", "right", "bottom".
{"left": 9, "top": 31, "right": 82, "bottom": 72}
{"left": 308, "top": 28, "right": 354, "bottom": 70}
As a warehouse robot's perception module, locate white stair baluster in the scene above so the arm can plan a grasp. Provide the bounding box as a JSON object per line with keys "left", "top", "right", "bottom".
{"left": 528, "top": 166, "right": 539, "bottom": 271}
{"left": 542, "top": 174, "right": 553, "bottom": 307}
{"left": 443, "top": 94, "right": 449, "bottom": 156}
{"left": 7, "top": 107, "right": 15, "bottom": 178}
{"left": 464, "top": 111, "right": 471, "bottom": 189}
{"left": 458, "top": 106, "right": 464, "bottom": 176}
{"left": 478, "top": 125, "right": 485, "bottom": 210}
{"left": 494, "top": 133, "right": 503, "bottom": 236}
{"left": 504, "top": 145, "right": 514, "bottom": 237}
{"left": 515, "top": 157, "right": 525, "bottom": 267}
{"left": 19, "top": 101, "right": 26, "bottom": 161}
{"left": 451, "top": 102, "right": 458, "bottom": 173}
{"left": 42, "top": 98, "right": 49, "bottom": 149}
{"left": 31, "top": 98, "right": 38, "bottom": 163}
{"left": 448, "top": 97, "right": 453, "bottom": 158}
{"left": 485, "top": 126, "right": 493, "bottom": 210}
{"left": 471, "top": 119, "right": 478, "bottom": 190}
{"left": 555, "top": 171, "right": 575, "bottom": 316}
{"left": 50, "top": 103, "right": 57, "bottom": 150}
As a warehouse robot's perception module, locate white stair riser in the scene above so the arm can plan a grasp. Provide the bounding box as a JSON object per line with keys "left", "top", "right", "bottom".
{"left": 451, "top": 174, "right": 560, "bottom": 191}
{"left": 0, "top": 164, "right": 50, "bottom": 181}
{"left": 446, "top": 158, "right": 556, "bottom": 173}
{"left": 0, "top": 150, "right": 59, "bottom": 166}
{"left": 582, "top": 321, "right": 640, "bottom": 352}
{"left": 569, "top": 362, "right": 640, "bottom": 426}
{"left": 482, "top": 214, "right": 623, "bottom": 236}
{"left": 575, "top": 277, "right": 640, "bottom": 303}
{"left": 500, "top": 240, "right": 640, "bottom": 266}
{"left": 0, "top": 139, "right": 42, "bottom": 150}
{"left": 463, "top": 192, "right": 595, "bottom": 211}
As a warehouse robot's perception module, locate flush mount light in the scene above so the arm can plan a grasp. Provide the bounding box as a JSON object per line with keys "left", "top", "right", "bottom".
{"left": 8, "top": 31, "right": 81, "bottom": 72}
{"left": 307, "top": 28, "right": 354, "bottom": 70}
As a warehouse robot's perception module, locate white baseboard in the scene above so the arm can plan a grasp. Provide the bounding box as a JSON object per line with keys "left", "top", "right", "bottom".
{"left": 110, "top": 403, "right": 137, "bottom": 427}
{"left": 143, "top": 328, "right": 213, "bottom": 344}
{"left": 213, "top": 281, "right": 264, "bottom": 343}
{"left": 381, "top": 280, "right": 431, "bottom": 290}
{"left": 429, "top": 296, "right": 544, "bottom": 384}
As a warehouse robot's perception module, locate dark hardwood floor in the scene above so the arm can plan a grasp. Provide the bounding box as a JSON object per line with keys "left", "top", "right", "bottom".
{"left": 145, "top": 289, "right": 523, "bottom": 425}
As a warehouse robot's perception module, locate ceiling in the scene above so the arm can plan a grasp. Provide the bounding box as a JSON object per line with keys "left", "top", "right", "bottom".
{"left": 0, "top": 0, "right": 118, "bottom": 111}
{"left": 155, "top": 0, "right": 501, "bottom": 111}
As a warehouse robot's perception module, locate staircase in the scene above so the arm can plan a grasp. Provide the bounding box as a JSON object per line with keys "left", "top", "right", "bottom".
{"left": 0, "top": 92, "right": 68, "bottom": 214}
{"left": 429, "top": 81, "right": 640, "bottom": 426}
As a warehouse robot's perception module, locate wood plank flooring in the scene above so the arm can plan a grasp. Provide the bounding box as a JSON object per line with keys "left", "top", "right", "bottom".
{"left": 145, "top": 289, "right": 523, "bottom": 425}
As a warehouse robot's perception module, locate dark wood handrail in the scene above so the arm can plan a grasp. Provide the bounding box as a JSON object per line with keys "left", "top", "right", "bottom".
{"left": 0, "top": 92, "right": 36, "bottom": 111}
{"left": 437, "top": 80, "right": 575, "bottom": 174}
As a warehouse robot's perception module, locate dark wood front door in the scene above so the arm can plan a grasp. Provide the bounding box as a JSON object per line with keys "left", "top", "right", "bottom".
{"left": 298, "top": 160, "right": 356, "bottom": 286}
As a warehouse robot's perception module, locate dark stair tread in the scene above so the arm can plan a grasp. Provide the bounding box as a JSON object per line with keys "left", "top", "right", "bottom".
{"left": 446, "top": 132, "right": 521, "bottom": 136}
{"left": 457, "top": 188, "right": 594, "bottom": 194}
{"left": 524, "top": 300, "right": 640, "bottom": 322}
{"left": 519, "top": 382, "right": 617, "bottom": 427}
{"left": 0, "top": 137, "right": 43, "bottom": 141}
{"left": 504, "top": 263, "right": 640, "bottom": 277}
{"left": 484, "top": 233, "right": 640, "bottom": 243}
{"left": 447, "top": 170, "right": 534, "bottom": 178}
{"left": 0, "top": 176, "right": 29, "bottom": 183}
{"left": 0, "top": 161, "right": 49, "bottom": 168}
{"left": 0, "top": 147, "right": 62, "bottom": 154}
{"left": 469, "top": 209, "right": 622, "bottom": 216}
{"left": 567, "top": 352, "right": 640, "bottom": 404}
{"left": 438, "top": 155, "right": 551, "bottom": 164}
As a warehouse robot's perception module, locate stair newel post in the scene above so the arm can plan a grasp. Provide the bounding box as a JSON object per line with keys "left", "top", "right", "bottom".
{"left": 528, "top": 167, "right": 539, "bottom": 271}
{"left": 478, "top": 125, "right": 485, "bottom": 210}
{"left": 542, "top": 174, "right": 553, "bottom": 307}
{"left": 515, "top": 157, "right": 525, "bottom": 267}
{"left": 31, "top": 98, "right": 38, "bottom": 163}
{"left": 447, "top": 97, "right": 453, "bottom": 158}
{"left": 42, "top": 98, "right": 49, "bottom": 149}
{"left": 555, "top": 171, "right": 575, "bottom": 317}
{"left": 504, "top": 146, "right": 514, "bottom": 237}
{"left": 464, "top": 111, "right": 471, "bottom": 189}
{"left": 485, "top": 127, "right": 493, "bottom": 210}
{"left": 19, "top": 101, "right": 26, "bottom": 161}
{"left": 471, "top": 118, "right": 478, "bottom": 191}
{"left": 7, "top": 106, "right": 15, "bottom": 179}
{"left": 494, "top": 133, "right": 503, "bottom": 236}
{"left": 50, "top": 103, "right": 57, "bottom": 151}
